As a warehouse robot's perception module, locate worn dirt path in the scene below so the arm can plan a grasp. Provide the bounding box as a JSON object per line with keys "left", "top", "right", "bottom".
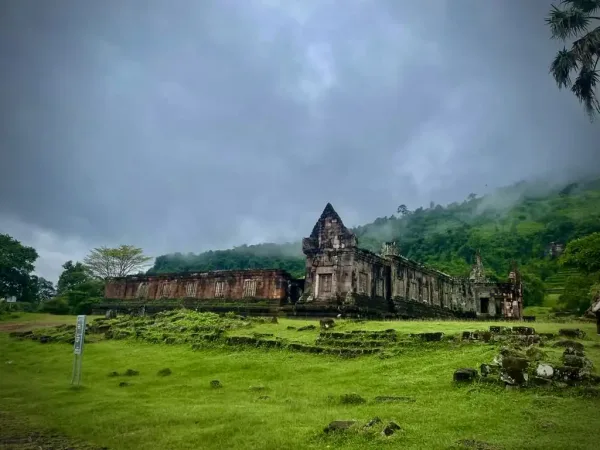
{"left": 0, "top": 411, "right": 107, "bottom": 450}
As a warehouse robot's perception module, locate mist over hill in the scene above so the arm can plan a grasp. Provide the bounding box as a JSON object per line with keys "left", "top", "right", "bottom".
{"left": 149, "top": 175, "right": 600, "bottom": 306}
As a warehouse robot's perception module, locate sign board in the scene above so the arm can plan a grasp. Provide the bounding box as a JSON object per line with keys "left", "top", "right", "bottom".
{"left": 73, "top": 315, "right": 86, "bottom": 355}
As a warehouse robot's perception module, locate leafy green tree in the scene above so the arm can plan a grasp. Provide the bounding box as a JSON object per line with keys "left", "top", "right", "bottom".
{"left": 55, "top": 260, "right": 105, "bottom": 314}
{"left": 0, "top": 233, "right": 38, "bottom": 299}
{"left": 56, "top": 261, "right": 90, "bottom": 294}
{"left": 20, "top": 275, "right": 55, "bottom": 303}
{"left": 547, "top": 0, "right": 600, "bottom": 119}
{"left": 558, "top": 273, "right": 598, "bottom": 313}
{"left": 560, "top": 231, "right": 600, "bottom": 273}
{"left": 83, "top": 245, "right": 153, "bottom": 279}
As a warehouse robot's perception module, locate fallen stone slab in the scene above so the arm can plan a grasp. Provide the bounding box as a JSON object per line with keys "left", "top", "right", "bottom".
{"left": 382, "top": 421, "right": 402, "bottom": 436}
{"left": 512, "top": 326, "right": 535, "bottom": 335}
{"left": 536, "top": 364, "right": 554, "bottom": 379}
{"left": 553, "top": 340, "right": 584, "bottom": 352}
{"left": 558, "top": 328, "right": 586, "bottom": 339}
{"left": 323, "top": 421, "right": 357, "bottom": 433}
{"left": 454, "top": 368, "right": 479, "bottom": 383}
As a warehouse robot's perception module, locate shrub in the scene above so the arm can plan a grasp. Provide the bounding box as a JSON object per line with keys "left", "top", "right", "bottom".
{"left": 39, "top": 298, "right": 70, "bottom": 315}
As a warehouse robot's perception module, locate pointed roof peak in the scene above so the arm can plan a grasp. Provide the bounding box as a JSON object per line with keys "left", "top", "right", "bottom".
{"left": 309, "top": 202, "right": 349, "bottom": 239}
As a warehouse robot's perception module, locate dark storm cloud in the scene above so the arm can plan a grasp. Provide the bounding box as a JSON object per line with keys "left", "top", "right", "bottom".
{"left": 0, "top": 0, "right": 598, "bottom": 281}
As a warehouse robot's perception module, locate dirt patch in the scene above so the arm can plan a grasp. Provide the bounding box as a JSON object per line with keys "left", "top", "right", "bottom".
{"left": 0, "top": 411, "right": 106, "bottom": 449}
{"left": 0, "top": 322, "right": 66, "bottom": 333}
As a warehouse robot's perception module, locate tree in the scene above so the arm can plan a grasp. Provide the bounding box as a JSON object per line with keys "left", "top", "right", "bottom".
{"left": 57, "top": 261, "right": 90, "bottom": 295}
{"left": 37, "top": 277, "right": 56, "bottom": 302}
{"left": 396, "top": 204, "right": 411, "bottom": 216}
{"left": 20, "top": 275, "right": 55, "bottom": 303}
{"left": 560, "top": 231, "right": 600, "bottom": 273}
{"left": 546, "top": 0, "right": 600, "bottom": 119}
{"left": 83, "top": 245, "right": 152, "bottom": 279}
{"left": 0, "top": 233, "right": 38, "bottom": 299}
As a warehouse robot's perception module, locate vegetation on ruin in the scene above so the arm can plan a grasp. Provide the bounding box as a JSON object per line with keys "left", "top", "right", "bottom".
{"left": 1, "top": 312, "right": 600, "bottom": 449}
{"left": 150, "top": 176, "right": 600, "bottom": 311}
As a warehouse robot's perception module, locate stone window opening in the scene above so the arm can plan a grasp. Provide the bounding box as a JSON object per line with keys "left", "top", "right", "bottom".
{"left": 319, "top": 273, "right": 333, "bottom": 294}
{"left": 215, "top": 281, "right": 226, "bottom": 298}
{"left": 242, "top": 279, "right": 257, "bottom": 298}
{"left": 186, "top": 282, "right": 197, "bottom": 298}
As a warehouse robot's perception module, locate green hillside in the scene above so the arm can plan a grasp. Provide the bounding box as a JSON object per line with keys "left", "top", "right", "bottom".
{"left": 150, "top": 176, "right": 600, "bottom": 307}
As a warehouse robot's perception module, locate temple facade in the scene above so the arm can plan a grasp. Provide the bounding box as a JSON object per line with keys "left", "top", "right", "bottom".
{"left": 102, "top": 203, "right": 523, "bottom": 319}
{"left": 293, "top": 203, "right": 523, "bottom": 319}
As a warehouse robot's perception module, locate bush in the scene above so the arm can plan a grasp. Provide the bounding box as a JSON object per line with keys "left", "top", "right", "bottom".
{"left": 39, "top": 298, "right": 70, "bottom": 315}
{"left": 72, "top": 297, "right": 103, "bottom": 315}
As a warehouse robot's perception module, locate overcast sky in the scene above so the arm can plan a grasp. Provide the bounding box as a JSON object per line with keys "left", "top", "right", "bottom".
{"left": 1, "top": 0, "right": 599, "bottom": 283}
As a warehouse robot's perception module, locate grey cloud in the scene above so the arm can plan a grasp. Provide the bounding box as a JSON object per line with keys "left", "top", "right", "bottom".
{"left": 1, "top": 0, "right": 599, "bottom": 282}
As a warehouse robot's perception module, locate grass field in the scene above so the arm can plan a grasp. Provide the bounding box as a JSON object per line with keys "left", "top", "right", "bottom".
{"left": 1, "top": 313, "right": 600, "bottom": 449}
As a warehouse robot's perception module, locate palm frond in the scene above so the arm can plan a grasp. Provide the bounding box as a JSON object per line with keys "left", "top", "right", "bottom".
{"left": 571, "top": 65, "right": 600, "bottom": 119}
{"left": 572, "top": 26, "right": 600, "bottom": 66}
{"left": 560, "top": 0, "right": 600, "bottom": 15}
{"left": 551, "top": 48, "right": 579, "bottom": 87}
{"left": 546, "top": 5, "right": 592, "bottom": 40}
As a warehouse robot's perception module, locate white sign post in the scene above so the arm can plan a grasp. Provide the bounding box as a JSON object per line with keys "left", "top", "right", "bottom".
{"left": 71, "top": 315, "right": 86, "bottom": 386}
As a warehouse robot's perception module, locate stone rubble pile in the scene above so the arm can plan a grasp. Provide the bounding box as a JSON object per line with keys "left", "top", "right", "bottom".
{"left": 454, "top": 326, "right": 600, "bottom": 389}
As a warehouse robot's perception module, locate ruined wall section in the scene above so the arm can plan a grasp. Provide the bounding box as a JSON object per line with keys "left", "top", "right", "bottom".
{"left": 104, "top": 269, "right": 292, "bottom": 305}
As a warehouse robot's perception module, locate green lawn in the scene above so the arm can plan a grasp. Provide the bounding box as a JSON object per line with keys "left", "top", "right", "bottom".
{"left": 1, "top": 314, "right": 600, "bottom": 449}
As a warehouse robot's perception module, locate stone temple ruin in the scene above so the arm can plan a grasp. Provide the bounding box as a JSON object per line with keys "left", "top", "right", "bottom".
{"left": 101, "top": 203, "right": 523, "bottom": 319}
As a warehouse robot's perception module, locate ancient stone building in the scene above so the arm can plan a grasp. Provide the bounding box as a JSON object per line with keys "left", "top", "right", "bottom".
{"left": 102, "top": 269, "right": 302, "bottom": 315}
{"left": 102, "top": 203, "right": 523, "bottom": 319}
{"left": 290, "top": 203, "right": 523, "bottom": 319}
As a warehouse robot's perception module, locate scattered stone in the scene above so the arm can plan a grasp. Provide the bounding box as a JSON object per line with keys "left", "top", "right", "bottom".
{"left": 553, "top": 340, "right": 584, "bottom": 352}
{"left": 297, "top": 325, "right": 316, "bottom": 331}
{"left": 538, "top": 333, "right": 555, "bottom": 339}
{"left": 553, "top": 366, "right": 586, "bottom": 383}
{"left": 374, "top": 396, "right": 416, "bottom": 403}
{"left": 364, "top": 417, "right": 382, "bottom": 428}
{"left": 39, "top": 336, "right": 51, "bottom": 344}
{"left": 382, "top": 421, "right": 402, "bottom": 436}
{"left": 105, "top": 309, "right": 117, "bottom": 319}
{"left": 118, "top": 381, "right": 129, "bottom": 387}
{"left": 414, "top": 332, "right": 444, "bottom": 341}
{"left": 462, "top": 331, "right": 477, "bottom": 340}
{"left": 480, "top": 364, "right": 500, "bottom": 377}
{"left": 525, "top": 347, "right": 546, "bottom": 361}
{"left": 107, "top": 371, "right": 120, "bottom": 377}
{"left": 558, "top": 328, "right": 586, "bottom": 339}
{"left": 512, "top": 326, "right": 535, "bottom": 335}
{"left": 270, "top": 316, "right": 278, "bottom": 324}
{"left": 490, "top": 326, "right": 509, "bottom": 334}
{"left": 286, "top": 326, "right": 296, "bottom": 330}
{"left": 249, "top": 385, "right": 267, "bottom": 392}
{"left": 563, "top": 355, "right": 592, "bottom": 369}
{"left": 319, "top": 318, "right": 335, "bottom": 329}
{"left": 564, "top": 347, "right": 585, "bottom": 357}
{"left": 501, "top": 357, "right": 529, "bottom": 385}
{"left": 257, "top": 395, "right": 270, "bottom": 400}
{"left": 324, "top": 421, "right": 357, "bottom": 433}
{"left": 210, "top": 380, "right": 222, "bottom": 388}
{"left": 523, "top": 316, "right": 536, "bottom": 322}
{"left": 454, "top": 368, "right": 479, "bottom": 383}
{"left": 124, "top": 369, "right": 139, "bottom": 376}
{"left": 339, "top": 393, "right": 366, "bottom": 404}
{"left": 536, "top": 364, "right": 554, "bottom": 378}
{"left": 157, "top": 368, "right": 172, "bottom": 377}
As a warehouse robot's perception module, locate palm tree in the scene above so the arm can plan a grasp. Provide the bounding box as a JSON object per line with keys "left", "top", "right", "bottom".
{"left": 546, "top": 0, "right": 600, "bottom": 120}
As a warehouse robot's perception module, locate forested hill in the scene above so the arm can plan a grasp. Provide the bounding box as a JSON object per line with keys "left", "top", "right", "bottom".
{"left": 149, "top": 176, "right": 600, "bottom": 303}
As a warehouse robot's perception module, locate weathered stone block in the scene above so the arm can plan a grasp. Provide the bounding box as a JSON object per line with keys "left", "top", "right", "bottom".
{"left": 454, "top": 368, "right": 479, "bottom": 383}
